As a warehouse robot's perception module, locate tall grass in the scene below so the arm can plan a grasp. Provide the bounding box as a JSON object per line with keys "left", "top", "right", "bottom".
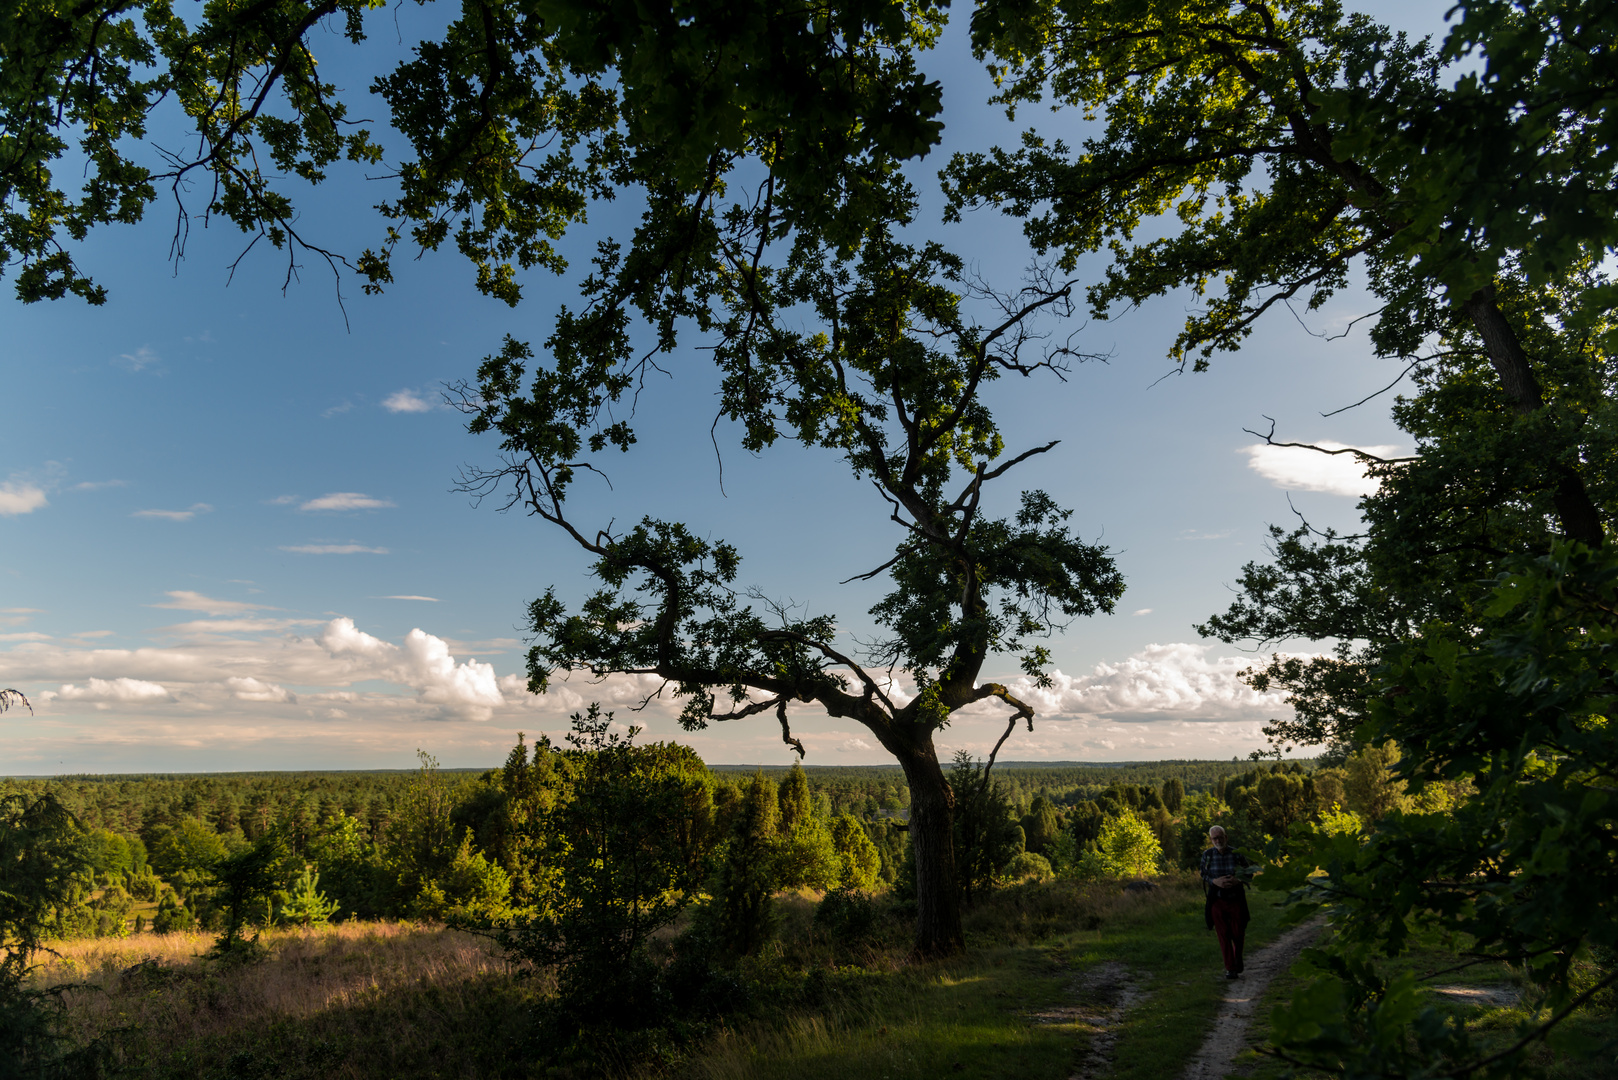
{"left": 23, "top": 878, "right": 1273, "bottom": 1080}
{"left": 33, "top": 923, "right": 538, "bottom": 1079}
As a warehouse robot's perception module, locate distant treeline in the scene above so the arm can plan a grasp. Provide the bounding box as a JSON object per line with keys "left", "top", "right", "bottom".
{"left": 1, "top": 757, "right": 1293, "bottom": 843}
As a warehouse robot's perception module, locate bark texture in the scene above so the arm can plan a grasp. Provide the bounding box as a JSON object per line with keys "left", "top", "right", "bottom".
{"left": 895, "top": 737, "right": 965, "bottom": 956}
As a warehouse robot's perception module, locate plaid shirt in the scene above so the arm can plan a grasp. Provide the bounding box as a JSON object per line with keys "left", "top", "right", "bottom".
{"left": 1200, "top": 845, "right": 1248, "bottom": 886}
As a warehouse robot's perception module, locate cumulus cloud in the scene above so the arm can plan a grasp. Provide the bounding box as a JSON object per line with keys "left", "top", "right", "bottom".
{"left": 838, "top": 738, "right": 874, "bottom": 752}
{"left": 317, "top": 617, "right": 504, "bottom": 719}
{"left": 1242, "top": 441, "right": 1403, "bottom": 498}
{"left": 1133, "top": 608, "right": 1153, "bottom": 616}
{"left": 299, "top": 492, "right": 395, "bottom": 512}
{"left": 1003, "top": 643, "right": 1289, "bottom": 723}
{"left": 280, "top": 544, "right": 389, "bottom": 555}
{"left": 2, "top": 616, "right": 536, "bottom": 723}
{"left": 225, "top": 677, "right": 295, "bottom": 703}
{"left": 47, "top": 677, "right": 171, "bottom": 703}
{"left": 382, "top": 389, "right": 433, "bottom": 414}
{"left": 0, "top": 632, "right": 52, "bottom": 642}
{"left": 133, "top": 503, "right": 212, "bottom": 521}
{"left": 0, "top": 482, "right": 48, "bottom": 516}
{"left": 151, "top": 591, "right": 271, "bottom": 616}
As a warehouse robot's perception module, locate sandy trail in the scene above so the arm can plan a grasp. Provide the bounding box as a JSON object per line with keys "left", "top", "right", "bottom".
{"left": 1179, "top": 919, "right": 1322, "bottom": 1080}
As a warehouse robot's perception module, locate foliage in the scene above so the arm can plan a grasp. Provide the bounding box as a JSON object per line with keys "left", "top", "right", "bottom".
{"left": 1262, "top": 541, "right": 1618, "bottom": 1077}
{"left": 812, "top": 886, "right": 882, "bottom": 945}
{"left": 948, "top": 753, "right": 1027, "bottom": 905}
{"left": 1002, "top": 851, "right": 1054, "bottom": 882}
{"left": 1160, "top": 778, "right": 1184, "bottom": 814}
{"left": 1020, "top": 795, "right": 1060, "bottom": 856}
{"left": 701, "top": 772, "right": 786, "bottom": 958}
{"left": 211, "top": 832, "right": 292, "bottom": 950}
{"left": 495, "top": 705, "right": 705, "bottom": 1034}
{"left": 280, "top": 867, "right": 339, "bottom": 928}
{"left": 830, "top": 814, "right": 883, "bottom": 892}
{"left": 0, "top": 791, "right": 94, "bottom": 1078}
{"left": 1091, "top": 811, "right": 1163, "bottom": 880}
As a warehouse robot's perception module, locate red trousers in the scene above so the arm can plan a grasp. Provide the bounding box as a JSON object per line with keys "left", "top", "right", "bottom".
{"left": 1210, "top": 896, "right": 1246, "bottom": 974}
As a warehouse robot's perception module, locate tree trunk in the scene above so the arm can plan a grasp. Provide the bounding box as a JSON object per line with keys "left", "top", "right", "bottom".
{"left": 1462, "top": 286, "right": 1605, "bottom": 546}
{"left": 893, "top": 735, "right": 965, "bottom": 957}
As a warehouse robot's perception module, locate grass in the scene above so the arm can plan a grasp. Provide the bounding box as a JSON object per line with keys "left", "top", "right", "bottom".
{"left": 34, "top": 922, "right": 539, "bottom": 1079}
{"left": 39, "top": 878, "right": 1609, "bottom": 1080}
{"left": 680, "top": 875, "right": 1289, "bottom": 1080}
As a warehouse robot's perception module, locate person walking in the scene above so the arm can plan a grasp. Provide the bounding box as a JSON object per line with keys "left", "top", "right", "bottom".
{"left": 1200, "top": 825, "right": 1252, "bottom": 979}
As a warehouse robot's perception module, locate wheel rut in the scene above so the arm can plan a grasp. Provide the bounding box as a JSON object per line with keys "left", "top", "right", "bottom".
{"left": 1179, "top": 919, "right": 1322, "bottom": 1080}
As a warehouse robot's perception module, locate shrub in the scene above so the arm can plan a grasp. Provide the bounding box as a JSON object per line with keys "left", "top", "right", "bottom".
{"left": 814, "top": 887, "right": 880, "bottom": 944}
{"left": 830, "top": 815, "right": 881, "bottom": 892}
{"left": 1003, "top": 852, "right": 1054, "bottom": 882}
{"left": 1097, "top": 811, "right": 1162, "bottom": 878}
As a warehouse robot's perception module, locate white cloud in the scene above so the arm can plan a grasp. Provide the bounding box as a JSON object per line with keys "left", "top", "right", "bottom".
{"left": 322, "top": 402, "right": 353, "bottom": 418}
{"left": 1133, "top": 608, "right": 1153, "bottom": 616}
{"left": 317, "top": 617, "right": 505, "bottom": 720}
{"left": 266, "top": 495, "right": 299, "bottom": 505}
{"left": 1242, "top": 442, "right": 1403, "bottom": 498}
{"left": 151, "top": 591, "right": 271, "bottom": 616}
{"left": 47, "top": 677, "right": 171, "bottom": 703}
{"left": 1000, "top": 643, "right": 1289, "bottom": 723}
{"left": 838, "top": 738, "right": 874, "bottom": 752}
{"left": 0, "top": 632, "right": 52, "bottom": 642}
{"left": 133, "top": 503, "right": 212, "bottom": 521}
{"left": 0, "top": 482, "right": 49, "bottom": 516}
{"left": 380, "top": 595, "right": 440, "bottom": 602}
{"left": 382, "top": 389, "right": 433, "bottom": 414}
{"left": 300, "top": 492, "right": 396, "bottom": 512}
{"left": 225, "top": 677, "right": 295, "bottom": 703}
{"left": 70, "top": 480, "right": 127, "bottom": 492}
{"left": 116, "top": 346, "right": 159, "bottom": 372}
{"left": 2, "top": 616, "right": 533, "bottom": 723}
{"left": 280, "top": 544, "right": 389, "bottom": 555}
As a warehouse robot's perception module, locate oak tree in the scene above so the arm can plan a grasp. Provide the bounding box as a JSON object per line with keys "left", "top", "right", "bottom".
{"left": 7, "top": 0, "right": 1122, "bottom": 959}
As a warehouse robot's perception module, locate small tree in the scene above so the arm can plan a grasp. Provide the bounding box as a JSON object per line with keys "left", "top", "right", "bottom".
{"left": 1021, "top": 795, "right": 1060, "bottom": 856}
{"left": 948, "top": 752, "right": 1026, "bottom": 905}
{"left": 279, "top": 866, "right": 338, "bottom": 928}
{"left": 701, "top": 772, "right": 784, "bottom": 957}
{"left": 830, "top": 815, "right": 882, "bottom": 893}
{"left": 496, "top": 706, "right": 697, "bottom": 1028}
{"left": 1095, "top": 811, "right": 1162, "bottom": 879}
{"left": 1160, "top": 778, "right": 1184, "bottom": 815}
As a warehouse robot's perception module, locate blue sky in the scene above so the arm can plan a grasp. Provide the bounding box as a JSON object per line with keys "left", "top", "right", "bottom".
{"left": 0, "top": 1, "right": 1447, "bottom": 773}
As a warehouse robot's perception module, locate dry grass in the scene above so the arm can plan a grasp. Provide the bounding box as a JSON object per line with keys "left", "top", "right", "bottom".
{"left": 34, "top": 923, "right": 541, "bottom": 1079}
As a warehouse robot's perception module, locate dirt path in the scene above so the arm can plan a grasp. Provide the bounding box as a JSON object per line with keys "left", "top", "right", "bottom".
{"left": 1179, "top": 920, "right": 1322, "bottom": 1080}
{"left": 1031, "top": 959, "right": 1149, "bottom": 1080}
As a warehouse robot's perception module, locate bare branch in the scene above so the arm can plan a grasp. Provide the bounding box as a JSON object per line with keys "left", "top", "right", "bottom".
{"left": 1246, "top": 416, "right": 1419, "bottom": 464}
{"left": 1319, "top": 360, "right": 1419, "bottom": 418}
